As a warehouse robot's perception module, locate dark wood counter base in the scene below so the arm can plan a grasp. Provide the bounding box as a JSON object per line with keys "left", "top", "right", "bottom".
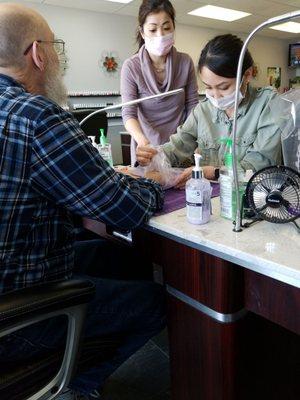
{"left": 134, "top": 228, "right": 300, "bottom": 400}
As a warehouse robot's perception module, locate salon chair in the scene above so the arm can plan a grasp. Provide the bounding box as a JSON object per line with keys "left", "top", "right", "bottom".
{"left": 0, "top": 278, "right": 119, "bottom": 400}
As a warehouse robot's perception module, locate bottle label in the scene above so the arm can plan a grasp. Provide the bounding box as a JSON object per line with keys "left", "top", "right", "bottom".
{"left": 186, "top": 190, "right": 203, "bottom": 221}
{"left": 219, "top": 175, "right": 232, "bottom": 219}
{"left": 98, "top": 144, "right": 113, "bottom": 166}
{"left": 186, "top": 189, "right": 202, "bottom": 204}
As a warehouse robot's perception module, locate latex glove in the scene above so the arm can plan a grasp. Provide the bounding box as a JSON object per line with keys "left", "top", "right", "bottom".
{"left": 144, "top": 170, "right": 164, "bottom": 186}
{"left": 136, "top": 145, "right": 158, "bottom": 166}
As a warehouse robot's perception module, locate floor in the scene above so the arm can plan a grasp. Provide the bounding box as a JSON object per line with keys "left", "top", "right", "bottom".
{"left": 101, "top": 329, "right": 171, "bottom": 400}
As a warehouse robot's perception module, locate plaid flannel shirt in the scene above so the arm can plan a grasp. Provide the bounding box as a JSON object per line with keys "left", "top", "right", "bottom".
{"left": 0, "top": 74, "right": 163, "bottom": 293}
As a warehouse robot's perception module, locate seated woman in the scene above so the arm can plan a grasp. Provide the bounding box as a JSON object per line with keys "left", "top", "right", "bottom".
{"left": 136, "top": 34, "right": 282, "bottom": 185}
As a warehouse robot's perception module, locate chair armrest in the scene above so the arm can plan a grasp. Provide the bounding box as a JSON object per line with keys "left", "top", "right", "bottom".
{"left": 0, "top": 279, "right": 95, "bottom": 331}
{"left": 0, "top": 279, "right": 96, "bottom": 399}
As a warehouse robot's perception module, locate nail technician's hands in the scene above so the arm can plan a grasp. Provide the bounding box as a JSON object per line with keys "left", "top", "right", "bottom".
{"left": 137, "top": 137, "right": 150, "bottom": 147}
{"left": 136, "top": 145, "right": 157, "bottom": 166}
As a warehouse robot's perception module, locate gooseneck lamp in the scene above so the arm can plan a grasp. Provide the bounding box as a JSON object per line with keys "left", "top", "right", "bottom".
{"left": 78, "top": 88, "right": 184, "bottom": 127}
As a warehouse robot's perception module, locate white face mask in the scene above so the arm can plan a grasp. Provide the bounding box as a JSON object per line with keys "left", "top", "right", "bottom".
{"left": 206, "top": 87, "right": 244, "bottom": 111}
{"left": 144, "top": 32, "right": 175, "bottom": 57}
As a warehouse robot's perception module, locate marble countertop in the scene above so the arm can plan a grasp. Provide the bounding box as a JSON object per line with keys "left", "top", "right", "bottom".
{"left": 147, "top": 198, "right": 300, "bottom": 289}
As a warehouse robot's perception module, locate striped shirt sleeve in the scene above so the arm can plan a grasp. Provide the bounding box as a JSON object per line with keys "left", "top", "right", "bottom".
{"left": 30, "top": 104, "right": 164, "bottom": 230}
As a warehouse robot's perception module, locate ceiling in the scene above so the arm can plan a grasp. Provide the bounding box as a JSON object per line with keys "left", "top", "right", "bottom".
{"left": 25, "top": 0, "right": 300, "bottom": 39}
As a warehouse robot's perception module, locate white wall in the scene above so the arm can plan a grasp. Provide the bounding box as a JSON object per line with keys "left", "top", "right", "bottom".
{"left": 26, "top": 2, "right": 291, "bottom": 92}
{"left": 175, "top": 24, "right": 291, "bottom": 91}
{"left": 26, "top": 2, "right": 137, "bottom": 92}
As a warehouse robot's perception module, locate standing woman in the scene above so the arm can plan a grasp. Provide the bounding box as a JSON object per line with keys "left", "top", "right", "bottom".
{"left": 121, "top": 0, "right": 199, "bottom": 165}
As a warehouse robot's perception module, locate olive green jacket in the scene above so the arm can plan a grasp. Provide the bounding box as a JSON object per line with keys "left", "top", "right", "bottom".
{"left": 162, "top": 86, "right": 282, "bottom": 171}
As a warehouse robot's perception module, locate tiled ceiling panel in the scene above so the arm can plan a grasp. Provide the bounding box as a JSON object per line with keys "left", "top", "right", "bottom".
{"left": 44, "top": 0, "right": 123, "bottom": 13}
{"left": 2, "top": 0, "right": 45, "bottom": 3}
{"left": 25, "top": 0, "right": 300, "bottom": 39}
{"left": 277, "top": 0, "right": 300, "bottom": 6}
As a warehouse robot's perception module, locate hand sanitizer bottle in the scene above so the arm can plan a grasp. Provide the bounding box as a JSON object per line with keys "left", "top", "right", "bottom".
{"left": 186, "top": 154, "right": 212, "bottom": 225}
{"left": 98, "top": 129, "right": 113, "bottom": 166}
{"left": 219, "top": 138, "right": 245, "bottom": 220}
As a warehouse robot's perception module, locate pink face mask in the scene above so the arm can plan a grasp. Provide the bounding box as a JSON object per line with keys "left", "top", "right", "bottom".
{"left": 144, "top": 32, "right": 175, "bottom": 56}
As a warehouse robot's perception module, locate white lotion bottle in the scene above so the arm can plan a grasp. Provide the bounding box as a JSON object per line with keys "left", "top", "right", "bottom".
{"left": 186, "top": 154, "right": 212, "bottom": 225}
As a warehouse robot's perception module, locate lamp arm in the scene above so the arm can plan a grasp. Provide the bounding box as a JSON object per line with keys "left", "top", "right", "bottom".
{"left": 78, "top": 88, "right": 184, "bottom": 127}
{"left": 231, "top": 9, "right": 300, "bottom": 232}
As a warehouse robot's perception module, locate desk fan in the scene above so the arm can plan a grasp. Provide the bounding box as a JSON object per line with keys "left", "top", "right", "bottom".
{"left": 245, "top": 165, "right": 300, "bottom": 231}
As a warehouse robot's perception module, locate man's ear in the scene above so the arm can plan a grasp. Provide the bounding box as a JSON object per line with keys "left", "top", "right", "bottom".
{"left": 31, "top": 41, "right": 45, "bottom": 71}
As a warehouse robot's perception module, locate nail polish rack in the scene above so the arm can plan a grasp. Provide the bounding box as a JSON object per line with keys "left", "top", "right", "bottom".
{"left": 68, "top": 91, "right": 122, "bottom": 118}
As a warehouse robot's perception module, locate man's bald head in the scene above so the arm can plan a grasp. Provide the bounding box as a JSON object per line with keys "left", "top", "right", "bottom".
{"left": 0, "top": 3, "right": 51, "bottom": 68}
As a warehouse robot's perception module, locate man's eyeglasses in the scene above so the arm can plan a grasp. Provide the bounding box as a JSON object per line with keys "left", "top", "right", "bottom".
{"left": 24, "top": 39, "right": 65, "bottom": 56}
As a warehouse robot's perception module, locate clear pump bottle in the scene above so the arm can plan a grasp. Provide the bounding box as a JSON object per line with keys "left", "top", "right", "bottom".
{"left": 219, "top": 138, "right": 244, "bottom": 220}
{"left": 186, "top": 154, "right": 212, "bottom": 225}
{"left": 98, "top": 129, "right": 113, "bottom": 166}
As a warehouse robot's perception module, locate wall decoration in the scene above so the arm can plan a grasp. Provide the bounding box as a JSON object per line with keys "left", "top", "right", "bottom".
{"left": 289, "top": 76, "right": 300, "bottom": 89}
{"left": 100, "top": 51, "right": 120, "bottom": 76}
{"left": 267, "top": 67, "right": 281, "bottom": 89}
{"left": 289, "top": 43, "right": 300, "bottom": 67}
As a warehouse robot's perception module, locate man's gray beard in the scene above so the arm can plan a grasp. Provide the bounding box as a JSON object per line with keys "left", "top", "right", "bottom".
{"left": 44, "top": 66, "right": 68, "bottom": 107}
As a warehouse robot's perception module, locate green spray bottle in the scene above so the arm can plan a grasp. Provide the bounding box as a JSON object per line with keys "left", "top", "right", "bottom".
{"left": 98, "top": 129, "right": 113, "bottom": 167}
{"left": 219, "top": 137, "right": 244, "bottom": 220}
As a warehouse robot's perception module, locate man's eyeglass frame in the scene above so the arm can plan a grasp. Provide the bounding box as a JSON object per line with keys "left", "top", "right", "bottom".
{"left": 23, "top": 39, "right": 65, "bottom": 56}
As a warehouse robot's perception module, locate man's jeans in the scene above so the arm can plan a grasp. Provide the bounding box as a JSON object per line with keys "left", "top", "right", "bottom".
{"left": 0, "top": 238, "right": 166, "bottom": 395}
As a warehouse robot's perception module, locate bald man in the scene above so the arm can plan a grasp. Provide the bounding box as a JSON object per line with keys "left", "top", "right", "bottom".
{"left": 0, "top": 4, "right": 165, "bottom": 400}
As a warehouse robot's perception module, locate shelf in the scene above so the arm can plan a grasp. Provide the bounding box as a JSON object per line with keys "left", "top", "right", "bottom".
{"left": 72, "top": 104, "right": 122, "bottom": 117}
{"left": 73, "top": 103, "right": 114, "bottom": 110}
{"left": 107, "top": 113, "right": 122, "bottom": 118}
{"left": 68, "top": 91, "right": 120, "bottom": 97}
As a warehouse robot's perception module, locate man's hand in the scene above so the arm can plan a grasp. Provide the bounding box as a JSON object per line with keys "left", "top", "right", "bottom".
{"left": 144, "top": 170, "right": 164, "bottom": 186}
{"left": 136, "top": 145, "right": 157, "bottom": 166}
{"left": 174, "top": 166, "right": 217, "bottom": 189}
{"left": 202, "top": 166, "right": 217, "bottom": 180}
{"left": 174, "top": 167, "right": 193, "bottom": 189}
{"left": 115, "top": 166, "right": 140, "bottom": 179}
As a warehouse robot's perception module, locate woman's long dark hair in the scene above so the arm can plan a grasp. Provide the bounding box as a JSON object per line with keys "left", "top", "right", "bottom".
{"left": 198, "top": 34, "right": 254, "bottom": 78}
{"left": 136, "top": 0, "right": 176, "bottom": 49}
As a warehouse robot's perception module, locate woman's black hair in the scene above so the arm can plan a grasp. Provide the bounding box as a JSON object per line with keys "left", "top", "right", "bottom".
{"left": 198, "top": 34, "right": 254, "bottom": 78}
{"left": 136, "top": 0, "right": 176, "bottom": 49}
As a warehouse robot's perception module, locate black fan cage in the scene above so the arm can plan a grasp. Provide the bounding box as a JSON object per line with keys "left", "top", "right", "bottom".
{"left": 246, "top": 165, "right": 300, "bottom": 223}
